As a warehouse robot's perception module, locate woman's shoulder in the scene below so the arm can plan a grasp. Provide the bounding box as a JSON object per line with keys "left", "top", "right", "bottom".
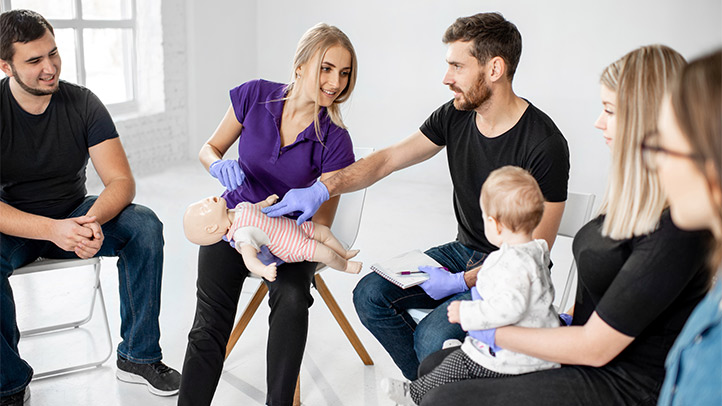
{"left": 645, "top": 209, "right": 711, "bottom": 243}
{"left": 231, "top": 79, "right": 287, "bottom": 102}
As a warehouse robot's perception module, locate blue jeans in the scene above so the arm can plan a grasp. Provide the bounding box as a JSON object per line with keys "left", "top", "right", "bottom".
{"left": 352, "top": 241, "right": 488, "bottom": 380}
{"left": 0, "top": 197, "right": 165, "bottom": 396}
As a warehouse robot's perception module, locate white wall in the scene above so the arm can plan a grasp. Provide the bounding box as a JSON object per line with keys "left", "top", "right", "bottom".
{"left": 187, "top": 0, "right": 722, "bottom": 203}
{"left": 186, "top": 0, "right": 257, "bottom": 161}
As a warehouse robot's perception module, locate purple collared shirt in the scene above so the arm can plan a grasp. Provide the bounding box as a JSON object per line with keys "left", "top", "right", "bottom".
{"left": 221, "top": 79, "right": 355, "bottom": 211}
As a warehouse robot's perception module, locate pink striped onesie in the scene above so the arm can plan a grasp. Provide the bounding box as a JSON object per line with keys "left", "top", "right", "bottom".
{"left": 226, "top": 202, "right": 317, "bottom": 263}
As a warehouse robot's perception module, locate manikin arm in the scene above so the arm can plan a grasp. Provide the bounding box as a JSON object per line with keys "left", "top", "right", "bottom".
{"left": 254, "top": 194, "right": 279, "bottom": 209}
{"left": 237, "top": 242, "right": 277, "bottom": 282}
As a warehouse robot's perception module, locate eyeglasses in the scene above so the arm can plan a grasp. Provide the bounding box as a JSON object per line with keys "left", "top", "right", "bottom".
{"left": 640, "top": 131, "right": 704, "bottom": 171}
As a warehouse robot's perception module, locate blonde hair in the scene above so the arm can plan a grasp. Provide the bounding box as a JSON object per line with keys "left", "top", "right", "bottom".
{"left": 671, "top": 49, "right": 722, "bottom": 266}
{"left": 285, "top": 23, "right": 357, "bottom": 142}
{"left": 480, "top": 166, "right": 545, "bottom": 234}
{"left": 599, "top": 45, "right": 686, "bottom": 239}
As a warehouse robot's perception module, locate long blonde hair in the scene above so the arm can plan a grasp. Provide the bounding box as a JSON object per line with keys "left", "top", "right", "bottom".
{"left": 285, "top": 23, "right": 357, "bottom": 142}
{"left": 671, "top": 49, "right": 722, "bottom": 266}
{"left": 599, "top": 45, "right": 686, "bottom": 239}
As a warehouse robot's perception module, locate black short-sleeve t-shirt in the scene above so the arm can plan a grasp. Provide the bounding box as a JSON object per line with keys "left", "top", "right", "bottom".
{"left": 420, "top": 99, "right": 570, "bottom": 253}
{"left": 0, "top": 78, "right": 119, "bottom": 218}
{"left": 571, "top": 210, "right": 711, "bottom": 383}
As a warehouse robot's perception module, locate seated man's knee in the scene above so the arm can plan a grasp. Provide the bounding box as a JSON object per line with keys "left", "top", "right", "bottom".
{"left": 352, "top": 273, "right": 390, "bottom": 320}
{"left": 122, "top": 204, "right": 164, "bottom": 242}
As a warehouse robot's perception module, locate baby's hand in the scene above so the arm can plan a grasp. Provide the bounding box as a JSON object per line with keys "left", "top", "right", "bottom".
{"left": 447, "top": 300, "right": 461, "bottom": 324}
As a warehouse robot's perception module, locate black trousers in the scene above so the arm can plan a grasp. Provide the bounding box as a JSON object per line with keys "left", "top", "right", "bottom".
{"left": 178, "top": 241, "right": 316, "bottom": 406}
{"left": 416, "top": 348, "right": 662, "bottom": 406}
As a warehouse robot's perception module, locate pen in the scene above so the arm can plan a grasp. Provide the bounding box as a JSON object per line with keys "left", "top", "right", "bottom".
{"left": 395, "top": 271, "right": 426, "bottom": 276}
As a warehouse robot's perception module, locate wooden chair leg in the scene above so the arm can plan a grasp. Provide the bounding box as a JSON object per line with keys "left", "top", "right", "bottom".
{"left": 293, "top": 374, "right": 301, "bottom": 406}
{"left": 225, "top": 282, "right": 269, "bottom": 359}
{"left": 314, "top": 274, "right": 374, "bottom": 365}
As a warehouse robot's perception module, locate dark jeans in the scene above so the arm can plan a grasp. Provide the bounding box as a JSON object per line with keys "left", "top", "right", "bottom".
{"left": 352, "top": 241, "right": 487, "bottom": 380}
{"left": 178, "top": 240, "right": 316, "bottom": 406}
{"left": 417, "top": 348, "right": 661, "bottom": 406}
{"left": 0, "top": 197, "right": 165, "bottom": 396}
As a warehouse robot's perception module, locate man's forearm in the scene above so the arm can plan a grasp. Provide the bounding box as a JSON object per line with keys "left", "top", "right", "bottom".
{"left": 85, "top": 178, "right": 135, "bottom": 225}
{"left": 0, "top": 201, "right": 53, "bottom": 240}
{"left": 323, "top": 151, "right": 395, "bottom": 197}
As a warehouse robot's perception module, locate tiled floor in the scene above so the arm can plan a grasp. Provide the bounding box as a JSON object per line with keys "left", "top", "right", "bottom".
{"left": 11, "top": 160, "right": 460, "bottom": 406}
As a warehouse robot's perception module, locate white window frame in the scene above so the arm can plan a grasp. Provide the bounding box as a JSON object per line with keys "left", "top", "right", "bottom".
{"left": 1, "top": 0, "right": 138, "bottom": 116}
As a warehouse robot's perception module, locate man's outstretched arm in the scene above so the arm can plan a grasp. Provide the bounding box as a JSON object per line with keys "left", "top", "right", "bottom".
{"left": 263, "top": 130, "right": 443, "bottom": 223}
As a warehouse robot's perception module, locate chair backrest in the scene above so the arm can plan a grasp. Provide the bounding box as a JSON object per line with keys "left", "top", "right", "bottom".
{"left": 551, "top": 192, "right": 595, "bottom": 311}
{"left": 557, "top": 192, "right": 596, "bottom": 239}
{"left": 329, "top": 147, "right": 374, "bottom": 249}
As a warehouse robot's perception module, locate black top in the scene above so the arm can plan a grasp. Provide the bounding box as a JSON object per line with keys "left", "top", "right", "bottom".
{"left": 420, "top": 99, "right": 570, "bottom": 253}
{"left": 572, "top": 210, "right": 712, "bottom": 384}
{"left": 0, "top": 78, "right": 118, "bottom": 218}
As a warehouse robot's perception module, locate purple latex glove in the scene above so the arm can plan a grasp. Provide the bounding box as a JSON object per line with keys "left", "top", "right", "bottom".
{"left": 257, "top": 245, "right": 284, "bottom": 266}
{"left": 467, "top": 286, "right": 501, "bottom": 353}
{"left": 262, "top": 180, "right": 329, "bottom": 225}
{"left": 419, "top": 266, "right": 468, "bottom": 300}
{"left": 559, "top": 313, "right": 573, "bottom": 326}
{"left": 209, "top": 159, "right": 244, "bottom": 191}
{"left": 468, "top": 328, "right": 501, "bottom": 353}
{"left": 470, "top": 286, "right": 482, "bottom": 301}
{"left": 226, "top": 239, "right": 285, "bottom": 266}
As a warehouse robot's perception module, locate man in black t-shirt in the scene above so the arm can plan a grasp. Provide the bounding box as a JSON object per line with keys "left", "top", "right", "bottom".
{"left": 263, "top": 13, "right": 570, "bottom": 379}
{"left": 0, "top": 10, "right": 179, "bottom": 403}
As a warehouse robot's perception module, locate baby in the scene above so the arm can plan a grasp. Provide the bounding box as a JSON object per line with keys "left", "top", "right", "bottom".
{"left": 183, "top": 194, "right": 362, "bottom": 281}
{"left": 382, "top": 166, "right": 561, "bottom": 405}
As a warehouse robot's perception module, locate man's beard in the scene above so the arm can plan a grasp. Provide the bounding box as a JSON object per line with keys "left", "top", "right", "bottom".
{"left": 11, "top": 64, "right": 59, "bottom": 96}
{"left": 451, "top": 72, "right": 492, "bottom": 111}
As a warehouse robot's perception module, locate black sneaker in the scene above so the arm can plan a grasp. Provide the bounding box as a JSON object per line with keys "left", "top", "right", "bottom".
{"left": 116, "top": 356, "right": 181, "bottom": 396}
{"left": 0, "top": 387, "right": 29, "bottom": 406}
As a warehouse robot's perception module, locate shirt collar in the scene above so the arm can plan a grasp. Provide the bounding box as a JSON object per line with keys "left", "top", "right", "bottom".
{"left": 264, "top": 84, "right": 331, "bottom": 144}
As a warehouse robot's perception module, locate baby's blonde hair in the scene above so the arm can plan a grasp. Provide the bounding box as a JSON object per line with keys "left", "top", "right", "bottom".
{"left": 480, "top": 166, "right": 545, "bottom": 234}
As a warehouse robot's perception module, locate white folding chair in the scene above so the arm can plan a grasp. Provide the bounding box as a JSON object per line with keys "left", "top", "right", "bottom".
{"left": 407, "top": 192, "right": 596, "bottom": 323}
{"left": 551, "top": 192, "right": 595, "bottom": 312}
{"left": 13, "top": 257, "right": 113, "bottom": 379}
{"left": 224, "top": 147, "right": 375, "bottom": 405}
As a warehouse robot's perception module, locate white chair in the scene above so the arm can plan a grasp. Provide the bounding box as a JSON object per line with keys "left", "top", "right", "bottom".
{"left": 13, "top": 257, "right": 113, "bottom": 379}
{"left": 407, "top": 191, "right": 596, "bottom": 323}
{"left": 224, "top": 147, "right": 375, "bottom": 405}
{"left": 553, "top": 192, "right": 595, "bottom": 312}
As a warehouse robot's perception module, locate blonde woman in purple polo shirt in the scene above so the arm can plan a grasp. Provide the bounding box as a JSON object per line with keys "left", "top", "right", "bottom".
{"left": 178, "top": 23, "right": 358, "bottom": 406}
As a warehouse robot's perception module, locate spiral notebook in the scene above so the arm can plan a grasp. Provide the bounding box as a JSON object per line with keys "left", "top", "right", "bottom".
{"left": 370, "top": 249, "right": 441, "bottom": 289}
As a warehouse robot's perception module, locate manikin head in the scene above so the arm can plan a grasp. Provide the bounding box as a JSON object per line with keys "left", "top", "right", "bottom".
{"left": 480, "top": 166, "right": 545, "bottom": 247}
{"left": 183, "top": 196, "right": 232, "bottom": 246}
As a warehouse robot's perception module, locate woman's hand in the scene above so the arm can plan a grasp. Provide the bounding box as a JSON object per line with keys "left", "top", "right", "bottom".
{"left": 209, "top": 159, "right": 245, "bottom": 191}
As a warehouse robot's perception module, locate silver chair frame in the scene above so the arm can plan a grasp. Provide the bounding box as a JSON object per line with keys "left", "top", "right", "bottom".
{"left": 15, "top": 257, "right": 113, "bottom": 379}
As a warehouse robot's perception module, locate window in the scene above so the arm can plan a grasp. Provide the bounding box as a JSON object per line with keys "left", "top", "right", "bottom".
{"left": 1, "top": 0, "right": 137, "bottom": 114}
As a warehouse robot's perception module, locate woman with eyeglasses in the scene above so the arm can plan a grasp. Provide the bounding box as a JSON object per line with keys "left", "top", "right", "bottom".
{"left": 651, "top": 50, "right": 721, "bottom": 406}
{"left": 414, "top": 45, "right": 712, "bottom": 406}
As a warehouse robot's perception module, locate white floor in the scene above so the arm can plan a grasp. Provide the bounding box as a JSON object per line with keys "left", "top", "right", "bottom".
{"left": 11, "top": 160, "right": 462, "bottom": 406}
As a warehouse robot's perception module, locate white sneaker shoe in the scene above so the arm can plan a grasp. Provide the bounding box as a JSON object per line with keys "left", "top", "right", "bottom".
{"left": 380, "top": 377, "right": 415, "bottom": 406}
{"left": 442, "top": 338, "right": 463, "bottom": 349}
